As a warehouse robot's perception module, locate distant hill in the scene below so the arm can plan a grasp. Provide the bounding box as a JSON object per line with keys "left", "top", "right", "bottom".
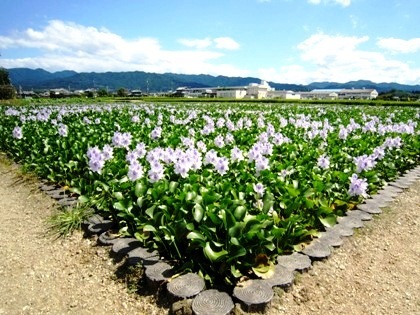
{"left": 7, "top": 68, "right": 420, "bottom": 93}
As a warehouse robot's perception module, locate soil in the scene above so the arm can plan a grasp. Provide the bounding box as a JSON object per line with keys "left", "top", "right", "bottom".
{"left": 0, "top": 156, "right": 419, "bottom": 315}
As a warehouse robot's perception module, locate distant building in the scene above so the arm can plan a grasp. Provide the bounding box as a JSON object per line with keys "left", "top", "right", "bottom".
{"left": 267, "top": 90, "right": 301, "bottom": 100}
{"left": 299, "top": 88, "right": 378, "bottom": 100}
{"left": 338, "top": 88, "right": 378, "bottom": 100}
{"left": 173, "top": 83, "right": 378, "bottom": 100}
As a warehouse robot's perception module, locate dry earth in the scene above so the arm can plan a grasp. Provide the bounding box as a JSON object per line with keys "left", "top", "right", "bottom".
{"left": 0, "top": 157, "right": 419, "bottom": 315}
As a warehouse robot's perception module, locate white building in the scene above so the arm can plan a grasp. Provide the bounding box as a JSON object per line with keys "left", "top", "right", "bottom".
{"left": 300, "top": 88, "right": 378, "bottom": 100}
{"left": 267, "top": 90, "right": 301, "bottom": 100}
{"left": 338, "top": 89, "right": 378, "bottom": 100}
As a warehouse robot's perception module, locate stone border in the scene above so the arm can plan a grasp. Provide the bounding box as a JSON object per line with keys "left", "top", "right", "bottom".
{"left": 39, "top": 165, "right": 420, "bottom": 314}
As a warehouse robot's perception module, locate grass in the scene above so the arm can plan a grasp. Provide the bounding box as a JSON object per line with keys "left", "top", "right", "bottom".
{"left": 47, "top": 205, "right": 94, "bottom": 238}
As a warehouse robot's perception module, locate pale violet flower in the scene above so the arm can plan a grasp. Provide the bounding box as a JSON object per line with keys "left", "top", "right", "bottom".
{"left": 12, "top": 126, "right": 23, "bottom": 139}
{"left": 112, "top": 131, "right": 132, "bottom": 148}
{"left": 102, "top": 144, "right": 114, "bottom": 161}
{"left": 214, "top": 135, "right": 225, "bottom": 148}
{"left": 253, "top": 183, "right": 265, "bottom": 197}
{"left": 230, "top": 147, "right": 244, "bottom": 163}
{"left": 317, "top": 155, "right": 330, "bottom": 170}
{"left": 214, "top": 157, "right": 229, "bottom": 176}
{"left": 127, "top": 160, "right": 144, "bottom": 182}
{"left": 353, "top": 155, "right": 376, "bottom": 173}
{"left": 150, "top": 126, "right": 162, "bottom": 140}
{"left": 57, "top": 123, "right": 68, "bottom": 137}
{"left": 348, "top": 173, "right": 368, "bottom": 198}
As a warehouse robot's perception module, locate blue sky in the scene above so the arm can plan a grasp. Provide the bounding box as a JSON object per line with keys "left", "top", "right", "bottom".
{"left": 0, "top": 0, "right": 419, "bottom": 84}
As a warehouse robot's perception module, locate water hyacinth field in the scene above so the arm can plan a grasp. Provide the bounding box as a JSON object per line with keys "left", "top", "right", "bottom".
{"left": 1, "top": 102, "right": 419, "bottom": 286}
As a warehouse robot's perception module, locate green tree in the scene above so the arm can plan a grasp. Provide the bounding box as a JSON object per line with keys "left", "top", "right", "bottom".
{"left": 0, "top": 68, "right": 15, "bottom": 99}
{"left": 0, "top": 68, "right": 11, "bottom": 85}
{"left": 117, "top": 87, "right": 128, "bottom": 97}
{"left": 97, "top": 88, "right": 109, "bottom": 97}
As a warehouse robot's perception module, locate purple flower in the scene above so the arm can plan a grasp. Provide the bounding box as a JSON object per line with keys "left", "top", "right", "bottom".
{"left": 87, "top": 146, "right": 105, "bottom": 174}
{"left": 12, "top": 126, "right": 23, "bottom": 139}
{"left": 230, "top": 146, "right": 244, "bottom": 163}
{"left": 102, "top": 144, "right": 114, "bottom": 161}
{"left": 214, "top": 157, "right": 229, "bottom": 176}
{"left": 134, "top": 142, "right": 147, "bottom": 158}
{"left": 255, "top": 156, "right": 269, "bottom": 175}
{"left": 126, "top": 150, "right": 140, "bottom": 164}
{"left": 112, "top": 131, "right": 132, "bottom": 148}
{"left": 317, "top": 155, "right": 330, "bottom": 170}
{"left": 127, "top": 161, "right": 144, "bottom": 182}
{"left": 214, "top": 135, "right": 225, "bottom": 148}
{"left": 150, "top": 127, "right": 162, "bottom": 140}
{"left": 204, "top": 149, "right": 218, "bottom": 166}
{"left": 253, "top": 183, "right": 265, "bottom": 197}
{"left": 148, "top": 161, "right": 165, "bottom": 183}
{"left": 353, "top": 155, "right": 376, "bottom": 173}
{"left": 348, "top": 173, "right": 368, "bottom": 198}
{"left": 131, "top": 115, "right": 140, "bottom": 123}
{"left": 57, "top": 123, "right": 68, "bottom": 137}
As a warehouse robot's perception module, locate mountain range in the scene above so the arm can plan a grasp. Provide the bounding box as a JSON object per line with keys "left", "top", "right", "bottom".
{"left": 7, "top": 68, "right": 420, "bottom": 93}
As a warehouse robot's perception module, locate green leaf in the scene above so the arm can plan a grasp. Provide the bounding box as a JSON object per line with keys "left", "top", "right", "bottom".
{"left": 319, "top": 214, "right": 337, "bottom": 227}
{"left": 169, "top": 181, "right": 178, "bottom": 193}
{"left": 203, "top": 242, "right": 228, "bottom": 262}
{"left": 134, "top": 182, "right": 146, "bottom": 197}
{"left": 143, "top": 225, "right": 157, "bottom": 232}
{"left": 233, "top": 206, "right": 246, "bottom": 221}
{"left": 77, "top": 195, "right": 89, "bottom": 203}
{"left": 113, "top": 191, "right": 124, "bottom": 200}
{"left": 113, "top": 201, "right": 126, "bottom": 211}
{"left": 145, "top": 205, "right": 156, "bottom": 218}
{"left": 187, "top": 231, "right": 206, "bottom": 241}
{"left": 193, "top": 203, "right": 204, "bottom": 222}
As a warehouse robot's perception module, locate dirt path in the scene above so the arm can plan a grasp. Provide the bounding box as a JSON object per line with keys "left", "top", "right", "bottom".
{"left": 0, "top": 157, "right": 419, "bottom": 315}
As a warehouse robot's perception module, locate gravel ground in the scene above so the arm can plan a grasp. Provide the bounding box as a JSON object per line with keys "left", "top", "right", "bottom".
{"left": 0, "top": 157, "right": 419, "bottom": 315}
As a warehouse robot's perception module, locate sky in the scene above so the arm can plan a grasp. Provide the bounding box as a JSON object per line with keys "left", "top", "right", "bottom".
{"left": 0, "top": 0, "right": 419, "bottom": 85}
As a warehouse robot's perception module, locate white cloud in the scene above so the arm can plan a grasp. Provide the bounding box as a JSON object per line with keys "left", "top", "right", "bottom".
{"left": 308, "top": 0, "right": 351, "bottom": 6}
{"left": 178, "top": 36, "right": 240, "bottom": 50}
{"left": 377, "top": 37, "right": 420, "bottom": 54}
{"left": 258, "top": 32, "right": 420, "bottom": 84}
{"left": 213, "top": 37, "right": 240, "bottom": 50}
{"left": 0, "top": 20, "right": 246, "bottom": 76}
{"left": 178, "top": 38, "right": 212, "bottom": 49}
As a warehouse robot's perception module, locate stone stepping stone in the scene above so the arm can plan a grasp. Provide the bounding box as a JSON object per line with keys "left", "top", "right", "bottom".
{"left": 318, "top": 231, "right": 344, "bottom": 247}
{"left": 337, "top": 216, "right": 364, "bottom": 229}
{"left": 400, "top": 174, "right": 418, "bottom": 181}
{"left": 371, "top": 193, "right": 394, "bottom": 203}
{"left": 46, "top": 189, "right": 66, "bottom": 196}
{"left": 87, "top": 219, "right": 114, "bottom": 235}
{"left": 382, "top": 185, "right": 404, "bottom": 194}
{"left": 301, "top": 240, "right": 331, "bottom": 260}
{"left": 84, "top": 214, "right": 106, "bottom": 225}
{"left": 167, "top": 273, "right": 205, "bottom": 299}
{"left": 145, "top": 261, "right": 174, "bottom": 282}
{"left": 233, "top": 280, "right": 274, "bottom": 313}
{"left": 126, "top": 246, "right": 160, "bottom": 266}
{"left": 98, "top": 231, "right": 120, "bottom": 246}
{"left": 365, "top": 197, "right": 392, "bottom": 208}
{"left": 40, "top": 184, "right": 57, "bottom": 191}
{"left": 50, "top": 193, "right": 68, "bottom": 200}
{"left": 111, "top": 238, "right": 142, "bottom": 257}
{"left": 264, "top": 264, "right": 294, "bottom": 289}
{"left": 376, "top": 188, "right": 399, "bottom": 197}
{"left": 277, "top": 252, "right": 312, "bottom": 272}
{"left": 346, "top": 210, "right": 372, "bottom": 221}
{"left": 390, "top": 179, "right": 412, "bottom": 189}
{"left": 356, "top": 202, "right": 382, "bottom": 214}
{"left": 326, "top": 223, "right": 354, "bottom": 237}
{"left": 192, "top": 289, "right": 234, "bottom": 315}
{"left": 58, "top": 197, "right": 78, "bottom": 208}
